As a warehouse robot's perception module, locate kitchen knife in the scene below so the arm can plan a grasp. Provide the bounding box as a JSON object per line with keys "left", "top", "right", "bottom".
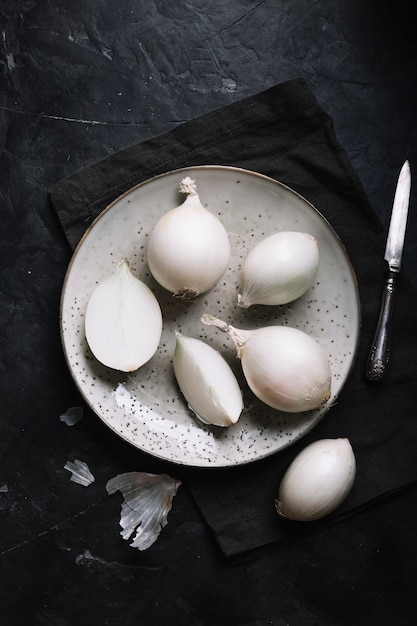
{"left": 366, "top": 160, "right": 411, "bottom": 382}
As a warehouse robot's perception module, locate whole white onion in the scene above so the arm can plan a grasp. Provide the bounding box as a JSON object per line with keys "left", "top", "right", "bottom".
{"left": 276, "top": 438, "right": 356, "bottom": 521}
{"left": 201, "top": 315, "right": 331, "bottom": 413}
{"left": 238, "top": 231, "right": 319, "bottom": 308}
{"left": 147, "top": 177, "right": 231, "bottom": 299}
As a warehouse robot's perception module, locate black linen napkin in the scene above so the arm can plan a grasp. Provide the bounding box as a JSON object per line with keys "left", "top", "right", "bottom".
{"left": 50, "top": 78, "right": 417, "bottom": 557}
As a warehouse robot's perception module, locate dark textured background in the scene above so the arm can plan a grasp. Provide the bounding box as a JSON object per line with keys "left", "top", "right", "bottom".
{"left": 1, "top": 1, "right": 416, "bottom": 624}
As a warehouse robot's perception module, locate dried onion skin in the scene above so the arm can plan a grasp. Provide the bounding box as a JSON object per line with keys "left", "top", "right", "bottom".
{"left": 106, "top": 472, "right": 181, "bottom": 550}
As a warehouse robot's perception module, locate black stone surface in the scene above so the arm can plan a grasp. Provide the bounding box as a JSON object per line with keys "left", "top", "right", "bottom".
{"left": 1, "top": 2, "right": 416, "bottom": 624}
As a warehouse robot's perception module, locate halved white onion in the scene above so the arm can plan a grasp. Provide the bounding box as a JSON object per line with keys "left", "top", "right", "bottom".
{"left": 85, "top": 260, "right": 162, "bottom": 372}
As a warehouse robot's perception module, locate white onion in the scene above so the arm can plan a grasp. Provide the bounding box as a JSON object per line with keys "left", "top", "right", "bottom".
{"left": 85, "top": 259, "right": 162, "bottom": 372}
{"left": 238, "top": 231, "right": 319, "bottom": 308}
{"left": 173, "top": 332, "right": 243, "bottom": 427}
{"left": 276, "top": 438, "right": 356, "bottom": 521}
{"left": 201, "top": 315, "right": 331, "bottom": 413}
{"left": 147, "top": 177, "right": 231, "bottom": 299}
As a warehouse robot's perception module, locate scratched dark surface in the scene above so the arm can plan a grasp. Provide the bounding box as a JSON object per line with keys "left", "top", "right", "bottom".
{"left": 1, "top": 1, "right": 417, "bottom": 624}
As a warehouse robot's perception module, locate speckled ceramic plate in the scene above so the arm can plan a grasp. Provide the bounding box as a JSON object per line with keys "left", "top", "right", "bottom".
{"left": 60, "top": 166, "right": 360, "bottom": 468}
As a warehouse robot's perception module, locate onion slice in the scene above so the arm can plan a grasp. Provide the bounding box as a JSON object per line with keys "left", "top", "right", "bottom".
{"left": 173, "top": 332, "right": 243, "bottom": 427}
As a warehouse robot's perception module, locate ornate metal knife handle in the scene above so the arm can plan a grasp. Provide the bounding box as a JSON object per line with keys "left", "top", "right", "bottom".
{"left": 366, "top": 270, "right": 397, "bottom": 382}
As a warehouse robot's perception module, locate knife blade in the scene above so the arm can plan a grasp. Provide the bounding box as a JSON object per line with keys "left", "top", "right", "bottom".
{"left": 366, "top": 160, "right": 411, "bottom": 382}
